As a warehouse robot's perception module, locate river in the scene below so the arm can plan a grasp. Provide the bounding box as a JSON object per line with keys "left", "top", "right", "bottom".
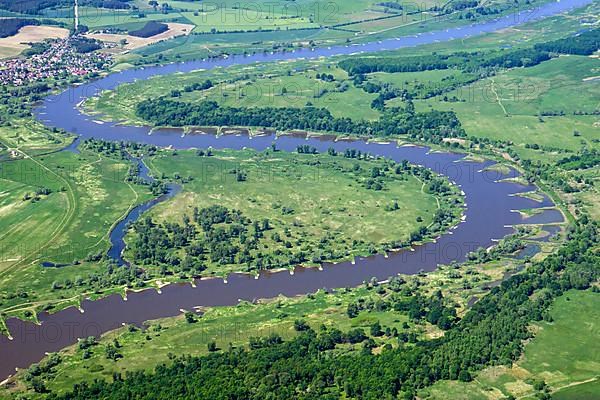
{"left": 1, "top": 0, "right": 587, "bottom": 381}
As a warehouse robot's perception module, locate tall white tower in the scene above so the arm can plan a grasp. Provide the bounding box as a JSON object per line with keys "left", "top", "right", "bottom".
{"left": 74, "top": 0, "right": 79, "bottom": 32}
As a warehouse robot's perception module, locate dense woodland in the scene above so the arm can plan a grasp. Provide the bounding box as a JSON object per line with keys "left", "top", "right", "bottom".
{"left": 48, "top": 219, "right": 599, "bottom": 399}
{"left": 557, "top": 150, "right": 600, "bottom": 170}
{"left": 0, "top": 0, "right": 131, "bottom": 13}
{"left": 129, "top": 21, "right": 168, "bottom": 38}
{"left": 338, "top": 28, "right": 599, "bottom": 75}
{"left": 135, "top": 99, "right": 465, "bottom": 143}
{"left": 0, "top": 18, "right": 40, "bottom": 38}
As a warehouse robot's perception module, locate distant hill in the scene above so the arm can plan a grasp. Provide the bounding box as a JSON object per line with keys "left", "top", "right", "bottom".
{"left": 0, "top": 0, "right": 131, "bottom": 14}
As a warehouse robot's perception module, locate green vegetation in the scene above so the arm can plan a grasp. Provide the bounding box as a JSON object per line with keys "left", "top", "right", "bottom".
{"left": 414, "top": 56, "right": 600, "bottom": 159}
{"left": 421, "top": 289, "right": 600, "bottom": 399}
{"left": 128, "top": 21, "right": 168, "bottom": 38}
{"left": 10, "top": 220, "right": 597, "bottom": 399}
{"left": 0, "top": 144, "right": 154, "bottom": 318}
{"left": 126, "top": 147, "right": 462, "bottom": 276}
{"left": 552, "top": 380, "right": 600, "bottom": 400}
{"left": 0, "top": 226, "right": 564, "bottom": 398}
{"left": 88, "top": 27, "right": 599, "bottom": 157}
{"left": 0, "top": 2, "right": 598, "bottom": 400}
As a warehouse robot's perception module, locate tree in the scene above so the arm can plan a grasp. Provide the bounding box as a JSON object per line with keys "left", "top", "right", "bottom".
{"left": 207, "top": 341, "right": 217, "bottom": 352}
{"left": 293, "top": 319, "right": 310, "bottom": 331}
{"left": 370, "top": 321, "right": 383, "bottom": 336}
{"left": 185, "top": 311, "right": 197, "bottom": 323}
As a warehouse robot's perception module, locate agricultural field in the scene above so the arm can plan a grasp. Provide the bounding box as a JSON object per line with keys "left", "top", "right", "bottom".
{"left": 0, "top": 25, "right": 69, "bottom": 59}
{"left": 0, "top": 0, "right": 566, "bottom": 61}
{"left": 86, "top": 22, "right": 195, "bottom": 52}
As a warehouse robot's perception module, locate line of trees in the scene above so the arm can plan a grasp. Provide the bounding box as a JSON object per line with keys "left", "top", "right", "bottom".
{"left": 0, "top": 0, "right": 131, "bottom": 14}
{"left": 135, "top": 98, "right": 465, "bottom": 143}
{"left": 0, "top": 18, "right": 39, "bottom": 38}
{"left": 129, "top": 21, "right": 168, "bottom": 38}
{"left": 338, "top": 28, "right": 599, "bottom": 75}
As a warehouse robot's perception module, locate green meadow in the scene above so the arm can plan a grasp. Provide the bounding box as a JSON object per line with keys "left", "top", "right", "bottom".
{"left": 86, "top": 61, "right": 382, "bottom": 123}
{"left": 0, "top": 147, "right": 152, "bottom": 317}
{"left": 411, "top": 56, "right": 600, "bottom": 158}
{"left": 128, "top": 147, "right": 451, "bottom": 276}
{"left": 420, "top": 289, "right": 600, "bottom": 399}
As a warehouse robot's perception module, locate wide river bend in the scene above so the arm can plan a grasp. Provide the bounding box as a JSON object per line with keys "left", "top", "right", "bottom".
{"left": 1, "top": 0, "right": 588, "bottom": 380}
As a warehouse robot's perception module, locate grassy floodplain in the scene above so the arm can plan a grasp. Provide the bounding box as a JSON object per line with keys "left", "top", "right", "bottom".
{"left": 409, "top": 55, "right": 600, "bottom": 160}
{"left": 87, "top": 43, "right": 599, "bottom": 163}
{"left": 125, "top": 147, "right": 462, "bottom": 276}
{"left": 84, "top": 60, "right": 382, "bottom": 123}
{"left": 0, "top": 145, "right": 153, "bottom": 320}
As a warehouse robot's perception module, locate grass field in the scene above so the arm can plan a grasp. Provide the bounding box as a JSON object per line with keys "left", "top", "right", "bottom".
{"left": 189, "top": 68, "right": 381, "bottom": 120}
{"left": 420, "top": 289, "right": 600, "bottom": 399}
{"left": 87, "top": 61, "right": 382, "bottom": 123}
{"left": 370, "top": 69, "right": 477, "bottom": 99}
{"left": 126, "top": 147, "right": 452, "bottom": 276}
{"left": 0, "top": 1, "right": 597, "bottom": 396}
{"left": 406, "top": 55, "right": 600, "bottom": 158}
{"left": 0, "top": 120, "right": 72, "bottom": 155}
{"left": 0, "top": 146, "right": 153, "bottom": 317}
{"left": 552, "top": 380, "right": 600, "bottom": 400}
{"left": 181, "top": 10, "right": 316, "bottom": 33}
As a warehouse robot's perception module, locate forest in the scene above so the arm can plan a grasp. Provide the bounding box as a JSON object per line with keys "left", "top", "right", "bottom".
{"left": 0, "top": 18, "right": 40, "bottom": 38}
{"left": 338, "top": 28, "right": 599, "bottom": 75}
{"left": 0, "top": 0, "right": 131, "bottom": 13}
{"left": 129, "top": 21, "right": 169, "bottom": 38}
{"left": 135, "top": 99, "right": 465, "bottom": 143}
{"left": 46, "top": 220, "right": 599, "bottom": 400}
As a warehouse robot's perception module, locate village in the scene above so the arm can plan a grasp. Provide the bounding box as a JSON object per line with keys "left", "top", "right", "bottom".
{"left": 0, "top": 36, "right": 112, "bottom": 86}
